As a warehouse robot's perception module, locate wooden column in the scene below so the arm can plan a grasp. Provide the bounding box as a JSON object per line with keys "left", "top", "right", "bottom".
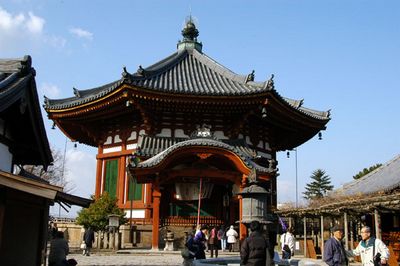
{"left": 152, "top": 185, "right": 161, "bottom": 250}
{"left": 344, "top": 212, "right": 349, "bottom": 250}
{"left": 238, "top": 194, "right": 247, "bottom": 240}
{"left": 304, "top": 217, "right": 307, "bottom": 258}
{"left": 95, "top": 146, "right": 104, "bottom": 198}
{"left": 321, "top": 215, "right": 324, "bottom": 260}
{"left": 374, "top": 209, "right": 381, "bottom": 239}
{"left": 118, "top": 155, "right": 126, "bottom": 207}
{"left": 350, "top": 220, "right": 354, "bottom": 250}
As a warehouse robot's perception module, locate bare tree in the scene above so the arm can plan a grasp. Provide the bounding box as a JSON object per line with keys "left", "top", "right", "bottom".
{"left": 21, "top": 146, "right": 75, "bottom": 192}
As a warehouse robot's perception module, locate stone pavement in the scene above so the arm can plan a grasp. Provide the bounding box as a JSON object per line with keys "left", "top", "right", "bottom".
{"left": 65, "top": 250, "right": 362, "bottom": 266}
{"left": 66, "top": 250, "right": 237, "bottom": 266}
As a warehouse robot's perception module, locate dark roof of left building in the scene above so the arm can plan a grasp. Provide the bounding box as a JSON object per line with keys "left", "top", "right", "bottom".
{"left": 0, "top": 55, "right": 53, "bottom": 168}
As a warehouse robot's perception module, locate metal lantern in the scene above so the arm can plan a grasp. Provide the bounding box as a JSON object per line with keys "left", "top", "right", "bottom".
{"left": 238, "top": 183, "right": 269, "bottom": 224}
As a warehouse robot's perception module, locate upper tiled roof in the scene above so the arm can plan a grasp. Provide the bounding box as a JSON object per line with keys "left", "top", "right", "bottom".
{"left": 43, "top": 22, "right": 330, "bottom": 122}
{"left": 0, "top": 55, "right": 53, "bottom": 168}
{"left": 333, "top": 154, "right": 400, "bottom": 196}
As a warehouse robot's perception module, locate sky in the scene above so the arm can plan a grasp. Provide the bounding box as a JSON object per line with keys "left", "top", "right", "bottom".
{"left": 1, "top": 0, "right": 399, "bottom": 217}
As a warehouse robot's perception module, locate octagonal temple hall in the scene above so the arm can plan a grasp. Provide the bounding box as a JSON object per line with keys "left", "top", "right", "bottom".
{"left": 44, "top": 19, "right": 330, "bottom": 249}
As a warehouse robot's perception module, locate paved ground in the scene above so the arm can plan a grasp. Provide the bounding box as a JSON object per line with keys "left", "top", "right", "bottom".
{"left": 65, "top": 250, "right": 238, "bottom": 266}
{"left": 64, "top": 250, "right": 362, "bottom": 266}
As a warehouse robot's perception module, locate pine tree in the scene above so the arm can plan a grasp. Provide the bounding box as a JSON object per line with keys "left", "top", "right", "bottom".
{"left": 303, "top": 169, "right": 334, "bottom": 200}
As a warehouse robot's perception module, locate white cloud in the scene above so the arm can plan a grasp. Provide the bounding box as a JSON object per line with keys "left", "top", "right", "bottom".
{"left": 0, "top": 6, "right": 65, "bottom": 52}
{"left": 26, "top": 11, "right": 45, "bottom": 34}
{"left": 64, "top": 148, "right": 96, "bottom": 198}
{"left": 40, "top": 82, "right": 61, "bottom": 98}
{"left": 69, "top": 27, "right": 93, "bottom": 40}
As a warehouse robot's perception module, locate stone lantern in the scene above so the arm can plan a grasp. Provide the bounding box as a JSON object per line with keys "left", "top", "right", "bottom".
{"left": 238, "top": 169, "right": 270, "bottom": 224}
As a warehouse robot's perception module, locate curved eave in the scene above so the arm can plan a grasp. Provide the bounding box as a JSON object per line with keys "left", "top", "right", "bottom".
{"left": 128, "top": 138, "right": 275, "bottom": 175}
{"left": 271, "top": 89, "right": 331, "bottom": 122}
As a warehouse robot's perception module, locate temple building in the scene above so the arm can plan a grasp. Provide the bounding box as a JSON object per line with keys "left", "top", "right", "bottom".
{"left": 44, "top": 19, "right": 330, "bottom": 249}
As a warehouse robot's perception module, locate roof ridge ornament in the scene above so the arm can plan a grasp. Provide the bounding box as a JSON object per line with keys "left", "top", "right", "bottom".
{"left": 122, "top": 66, "right": 133, "bottom": 81}
{"left": 73, "top": 87, "right": 80, "bottom": 97}
{"left": 190, "top": 123, "right": 216, "bottom": 139}
{"left": 245, "top": 70, "right": 255, "bottom": 83}
{"left": 265, "top": 74, "right": 274, "bottom": 90}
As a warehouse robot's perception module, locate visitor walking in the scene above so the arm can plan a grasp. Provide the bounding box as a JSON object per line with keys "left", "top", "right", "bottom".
{"left": 208, "top": 226, "right": 219, "bottom": 258}
{"left": 218, "top": 225, "right": 226, "bottom": 251}
{"left": 280, "top": 227, "right": 295, "bottom": 259}
{"left": 226, "top": 225, "right": 238, "bottom": 252}
{"left": 83, "top": 227, "right": 95, "bottom": 256}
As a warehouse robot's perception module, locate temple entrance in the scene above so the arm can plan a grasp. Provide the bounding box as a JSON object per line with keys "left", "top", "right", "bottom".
{"left": 159, "top": 180, "right": 239, "bottom": 228}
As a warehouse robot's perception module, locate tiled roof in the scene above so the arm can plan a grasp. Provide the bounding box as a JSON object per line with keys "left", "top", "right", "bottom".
{"left": 136, "top": 135, "right": 258, "bottom": 159}
{"left": 0, "top": 55, "right": 53, "bottom": 168}
{"left": 133, "top": 137, "right": 272, "bottom": 174}
{"left": 43, "top": 48, "right": 330, "bottom": 121}
{"left": 333, "top": 154, "right": 400, "bottom": 196}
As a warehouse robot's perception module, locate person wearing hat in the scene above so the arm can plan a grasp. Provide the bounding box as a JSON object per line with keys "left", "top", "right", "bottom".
{"left": 323, "top": 225, "right": 348, "bottom": 266}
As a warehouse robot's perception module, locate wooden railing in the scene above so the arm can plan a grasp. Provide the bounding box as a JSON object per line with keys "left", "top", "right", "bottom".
{"left": 161, "top": 216, "right": 224, "bottom": 227}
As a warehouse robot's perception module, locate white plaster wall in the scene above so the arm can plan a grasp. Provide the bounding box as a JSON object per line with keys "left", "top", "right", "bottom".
{"left": 126, "top": 143, "right": 138, "bottom": 150}
{"left": 104, "top": 136, "right": 113, "bottom": 145}
{"left": 0, "top": 142, "right": 12, "bottom": 172}
{"left": 127, "top": 131, "right": 137, "bottom": 141}
{"left": 156, "top": 128, "right": 171, "bottom": 137}
{"left": 103, "top": 146, "right": 122, "bottom": 153}
{"left": 124, "top": 209, "right": 145, "bottom": 218}
{"left": 175, "top": 129, "right": 189, "bottom": 138}
{"left": 214, "top": 130, "right": 228, "bottom": 140}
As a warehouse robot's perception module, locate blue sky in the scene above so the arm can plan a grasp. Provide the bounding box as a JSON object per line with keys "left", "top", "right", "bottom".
{"left": 1, "top": 1, "right": 399, "bottom": 216}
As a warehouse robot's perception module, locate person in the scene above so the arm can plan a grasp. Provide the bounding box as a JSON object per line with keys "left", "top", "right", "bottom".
{"left": 193, "top": 225, "right": 207, "bottom": 259}
{"left": 83, "top": 227, "right": 95, "bottom": 256}
{"left": 218, "top": 225, "right": 226, "bottom": 251}
{"left": 48, "top": 231, "right": 69, "bottom": 266}
{"left": 226, "top": 225, "right": 238, "bottom": 252}
{"left": 51, "top": 222, "right": 58, "bottom": 239}
{"left": 208, "top": 226, "right": 219, "bottom": 258}
{"left": 350, "top": 226, "right": 389, "bottom": 266}
{"left": 280, "top": 227, "right": 295, "bottom": 259}
{"left": 323, "top": 225, "right": 348, "bottom": 266}
{"left": 240, "top": 221, "right": 272, "bottom": 266}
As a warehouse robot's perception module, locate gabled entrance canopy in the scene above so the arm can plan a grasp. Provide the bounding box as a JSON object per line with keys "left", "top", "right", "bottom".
{"left": 127, "top": 137, "right": 276, "bottom": 184}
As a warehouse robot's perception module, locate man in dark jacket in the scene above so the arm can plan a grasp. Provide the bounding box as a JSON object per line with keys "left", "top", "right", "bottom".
{"left": 323, "top": 225, "right": 348, "bottom": 266}
{"left": 241, "top": 221, "right": 272, "bottom": 266}
{"left": 83, "top": 227, "right": 95, "bottom": 256}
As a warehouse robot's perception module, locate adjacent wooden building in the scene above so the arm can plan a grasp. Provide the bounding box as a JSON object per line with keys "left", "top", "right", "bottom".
{"left": 0, "top": 56, "right": 91, "bottom": 265}
{"left": 44, "top": 19, "right": 330, "bottom": 249}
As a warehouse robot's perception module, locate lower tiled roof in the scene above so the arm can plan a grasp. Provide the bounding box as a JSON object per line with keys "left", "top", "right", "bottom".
{"left": 134, "top": 136, "right": 272, "bottom": 174}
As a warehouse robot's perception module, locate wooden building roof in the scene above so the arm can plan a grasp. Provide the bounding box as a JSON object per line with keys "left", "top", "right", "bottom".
{"left": 44, "top": 20, "right": 330, "bottom": 150}
{"left": 277, "top": 154, "right": 400, "bottom": 217}
{"left": 0, "top": 56, "right": 52, "bottom": 168}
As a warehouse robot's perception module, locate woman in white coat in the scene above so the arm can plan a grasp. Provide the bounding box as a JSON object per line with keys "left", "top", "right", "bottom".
{"left": 226, "top": 225, "right": 238, "bottom": 252}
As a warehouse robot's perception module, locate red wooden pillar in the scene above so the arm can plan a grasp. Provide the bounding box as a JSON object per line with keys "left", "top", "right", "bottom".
{"left": 95, "top": 146, "right": 103, "bottom": 198}
{"left": 152, "top": 185, "right": 161, "bottom": 250}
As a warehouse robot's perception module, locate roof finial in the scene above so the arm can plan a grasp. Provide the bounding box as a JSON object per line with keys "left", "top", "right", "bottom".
{"left": 177, "top": 16, "right": 203, "bottom": 52}
{"left": 182, "top": 16, "right": 199, "bottom": 41}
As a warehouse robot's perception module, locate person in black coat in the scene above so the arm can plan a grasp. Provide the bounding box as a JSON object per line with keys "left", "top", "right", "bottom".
{"left": 241, "top": 221, "right": 272, "bottom": 266}
{"left": 83, "top": 227, "right": 95, "bottom": 256}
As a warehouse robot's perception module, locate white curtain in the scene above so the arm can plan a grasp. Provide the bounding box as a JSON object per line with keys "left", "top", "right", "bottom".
{"left": 175, "top": 182, "right": 214, "bottom": 201}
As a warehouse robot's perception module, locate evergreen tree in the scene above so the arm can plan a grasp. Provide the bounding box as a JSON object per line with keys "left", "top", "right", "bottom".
{"left": 353, "top": 163, "right": 382, "bottom": 179}
{"left": 303, "top": 169, "right": 334, "bottom": 200}
{"left": 76, "top": 192, "right": 127, "bottom": 232}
